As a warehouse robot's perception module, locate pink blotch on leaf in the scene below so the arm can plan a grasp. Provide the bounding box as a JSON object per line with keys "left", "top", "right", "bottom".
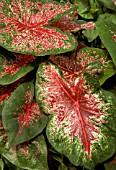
{"left": 16, "top": 101, "right": 41, "bottom": 135}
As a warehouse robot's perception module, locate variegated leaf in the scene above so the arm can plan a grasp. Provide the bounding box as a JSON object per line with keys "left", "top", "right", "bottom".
{"left": 0, "top": 53, "right": 35, "bottom": 85}
{"left": 36, "top": 62, "right": 116, "bottom": 169}
{"left": 2, "top": 82, "right": 48, "bottom": 146}
{"left": 49, "top": 47, "right": 115, "bottom": 85}
{"left": 0, "top": 121, "right": 48, "bottom": 170}
{"left": 96, "top": 18, "right": 116, "bottom": 66}
{"left": 50, "top": 15, "right": 95, "bottom": 32}
{"left": 0, "top": 0, "right": 76, "bottom": 55}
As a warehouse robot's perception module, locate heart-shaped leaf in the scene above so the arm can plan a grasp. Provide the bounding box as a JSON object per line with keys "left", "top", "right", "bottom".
{"left": 36, "top": 62, "right": 116, "bottom": 169}
{"left": 0, "top": 120, "right": 48, "bottom": 170}
{"left": 96, "top": 18, "right": 116, "bottom": 66}
{"left": 82, "top": 28, "right": 98, "bottom": 42}
{"left": 0, "top": 53, "right": 35, "bottom": 85}
{"left": 0, "top": 0, "right": 76, "bottom": 56}
{"left": 2, "top": 82, "right": 48, "bottom": 146}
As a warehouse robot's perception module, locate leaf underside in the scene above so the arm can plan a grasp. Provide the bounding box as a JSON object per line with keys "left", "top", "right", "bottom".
{"left": 50, "top": 15, "right": 95, "bottom": 32}
{"left": 96, "top": 18, "right": 116, "bottom": 66}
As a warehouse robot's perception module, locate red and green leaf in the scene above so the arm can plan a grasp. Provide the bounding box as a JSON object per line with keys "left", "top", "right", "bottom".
{"left": 0, "top": 121, "right": 48, "bottom": 170}
{"left": 2, "top": 82, "right": 48, "bottom": 146}
{"left": 50, "top": 47, "right": 115, "bottom": 85}
{"left": 36, "top": 62, "right": 116, "bottom": 169}
{"left": 96, "top": 18, "right": 116, "bottom": 66}
{"left": 50, "top": 15, "right": 95, "bottom": 32}
{"left": 0, "top": 0, "right": 76, "bottom": 56}
{"left": 0, "top": 53, "right": 35, "bottom": 85}
{"left": 0, "top": 82, "right": 19, "bottom": 112}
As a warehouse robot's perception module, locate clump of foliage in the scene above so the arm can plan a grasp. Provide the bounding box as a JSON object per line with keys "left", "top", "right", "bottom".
{"left": 0, "top": 0, "right": 116, "bottom": 170}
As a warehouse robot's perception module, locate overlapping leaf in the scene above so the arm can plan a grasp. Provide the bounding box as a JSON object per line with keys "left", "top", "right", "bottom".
{"left": 0, "top": 53, "right": 35, "bottom": 85}
{"left": 50, "top": 47, "right": 115, "bottom": 85}
{"left": 0, "top": 74, "right": 33, "bottom": 113}
{"left": 0, "top": 0, "right": 76, "bottom": 55}
{"left": 104, "top": 156, "right": 116, "bottom": 170}
{"left": 97, "top": 0, "right": 116, "bottom": 10}
{"left": 0, "top": 122, "right": 48, "bottom": 170}
{"left": 96, "top": 18, "right": 116, "bottom": 66}
{"left": 82, "top": 28, "right": 98, "bottom": 42}
{"left": 36, "top": 62, "right": 116, "bottom": 169}
{"left": 75, "top": 0, "right": 94, "bottom": 19}
{"left": 0, "top": 82, "right": 19, "bottom": 113}
{"left": 2, "top": 82, "right": 48, "bottom": 146}
{"left": 49, "top": 14, "right": 95, "bottom": 32}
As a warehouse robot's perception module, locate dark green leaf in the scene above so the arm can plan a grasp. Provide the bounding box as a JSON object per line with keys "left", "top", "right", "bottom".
{"left": 97, "top": 0, "right": 116, "bottom": 10}
{"left": 96, "top": 18, "right": 116, "bottom": 66}
{"left": 74, "top": 0, "right": 94, "bottom": 19}
{"left": 0, "top": 159, "right": 4, "bottom": 170}
{"left": 69, "top": 168, "right": 77, "bottom": 170}
{"left": 2, "top": 156, "right": 25, "bottom": 170}
{"left": 99, "top": 62, "right": 116, "bottom": 85}
{"left": 2, "top": 82, "right": 48, "bottom": 146}
{"left": 109, "top": 89, "right": 116, "bottom": 97}
{"left": 58, "top": 163, "right": 68, "bottom": 170}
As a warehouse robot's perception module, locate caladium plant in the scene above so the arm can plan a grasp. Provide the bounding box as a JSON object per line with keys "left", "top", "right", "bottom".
{"left": 36, "top": 60, "right": 116, "bottom": 169}
{"left": 2, "top": 82, "right": 48, "bottom": 146}
{"left": 0, "top": 0, "right": 116, "bottom": 170}
{"left": 0, "top": 52, "right": 35, "bottom": 85}
{"left": 0, "top": 0, "right": 76, "bottom": 56}
{"left": 96, "top": 16, "right": 116, "bottom": 66}
{"left": 0, "top": 119, "right": 49, "bottom": 170}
